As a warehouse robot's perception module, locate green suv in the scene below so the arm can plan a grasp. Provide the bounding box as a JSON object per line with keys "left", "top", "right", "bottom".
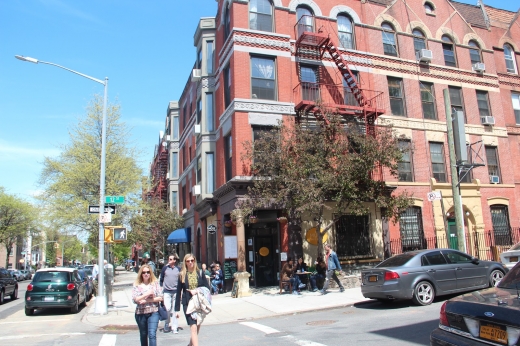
{"left": 0, "top": 268, "right": 18, "bottom": 304}
{"left": 25, "top": 267, "right": 87, "bottom": 316}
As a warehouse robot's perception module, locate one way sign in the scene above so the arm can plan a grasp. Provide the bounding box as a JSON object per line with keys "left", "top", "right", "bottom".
{"left": 88, "top": 205, "right": 116, "bottom": 214}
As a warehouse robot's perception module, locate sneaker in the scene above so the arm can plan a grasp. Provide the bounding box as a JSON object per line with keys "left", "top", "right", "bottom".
{"left": 340, "top": 287, "right": 345, "bottom": 292}
{"left": 292, "top": 291, "right": 301, "bottom": 295}
{"left": 319, "top": 290, "right": 327, "bottom": 295}
{"left": 311, "top": 288, "right": 318, "bottom": 292}
{"left": 173, "top": 329, "right": 178, "bottom": 334}
{"left": 298, "top": 283, "right": 306, "bottom": 289}
{"left": 163, "top": 327, "right": 171, "bottom": 333}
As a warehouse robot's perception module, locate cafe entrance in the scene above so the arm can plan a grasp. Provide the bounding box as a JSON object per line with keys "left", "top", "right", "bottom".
{"left": 246, "top": 221, "right": 279, "bottom": 287}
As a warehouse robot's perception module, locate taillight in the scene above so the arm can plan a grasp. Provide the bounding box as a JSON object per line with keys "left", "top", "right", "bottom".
{"left": 439, "top": 301, "right": 449, "bottom": 326}
{"left": 27, "top": 284, "right": 33, "bottom": 291}
{"left": 67, "top": 283, "right": 75, "bottom": 290}
{"left": 384, "top": 271, "right": 400, "bottom": 280}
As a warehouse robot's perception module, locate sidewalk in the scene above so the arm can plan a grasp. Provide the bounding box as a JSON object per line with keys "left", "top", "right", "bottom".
{"left": 82, "top": 270, "right": 370, "bottom": 329}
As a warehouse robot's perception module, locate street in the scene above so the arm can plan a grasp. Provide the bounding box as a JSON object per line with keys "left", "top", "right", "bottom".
{"left": 0, "top": 282, "right": 444, "bottom": 346}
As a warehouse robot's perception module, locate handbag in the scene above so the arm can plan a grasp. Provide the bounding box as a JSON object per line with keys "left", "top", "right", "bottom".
{"left": 158, "top": 303, "right": 168, "bottom": 321}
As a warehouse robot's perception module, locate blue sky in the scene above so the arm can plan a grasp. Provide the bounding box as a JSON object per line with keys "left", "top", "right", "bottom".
{"left": 1, "top": 0, "right": 518, "bottom": 201}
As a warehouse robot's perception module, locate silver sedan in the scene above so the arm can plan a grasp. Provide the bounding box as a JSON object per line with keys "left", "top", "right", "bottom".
{"left": 361, "top": 249, "right": 508, "bottom": 306}
{"left": 499, "top": 242, "right": 520, "bottom": 269}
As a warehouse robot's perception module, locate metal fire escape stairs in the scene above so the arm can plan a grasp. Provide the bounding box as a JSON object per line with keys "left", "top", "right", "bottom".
{"left": 148, "top": 143, "right": 168, "bottom": 202}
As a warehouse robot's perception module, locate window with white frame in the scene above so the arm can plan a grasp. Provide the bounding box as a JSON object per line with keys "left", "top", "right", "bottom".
{"left": 251, "top": 56, "right": 276, "bottom": 100}
{"left": 206, "top": 93, "right": 214, "bottom": 132}
{"left": 249, "top": 0, "right": 273, "bottom": 32}
{"left": 429, "top": 142, "right": 447, "bottom": 182}
{"left": 504, "top": 44, "right": 517, "bottom": 74}
{"left": 206, "top": 152, "right": 214, "bottom": 194}
{"left": 382, "top": 22, "right": 398, "bottom": 57}
{"left": 338, "top": 14, "right": 354, "bottom": 50}
{"left": 512, "top": 93, "right": 520, "bottom": 124}
{"left": 171, "top": 152, "right": 178, "bottom": 178}
{"left": 485, "top": 146, "right": 501, "bottom": 183}
{"left": 206, "top": 41, "right": 214, "bottom": 74}
{"left": 172, "top": 116, "right": 179, "bottom": 140}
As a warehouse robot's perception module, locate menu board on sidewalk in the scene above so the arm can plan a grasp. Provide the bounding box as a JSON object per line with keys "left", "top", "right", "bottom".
{"left": 224, "top": 260, "right": 237, "bottom": 280}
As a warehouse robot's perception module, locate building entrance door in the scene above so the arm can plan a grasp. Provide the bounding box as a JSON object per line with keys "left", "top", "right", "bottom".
{"left": 246, "top": 223, "right": 278, "bottom": 287}
{"left": 447, "top": 218, "right": 458, "bottom": 249}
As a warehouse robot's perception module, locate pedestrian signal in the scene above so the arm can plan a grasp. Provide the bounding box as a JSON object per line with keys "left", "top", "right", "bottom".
{"left": 113, "top": 227, "right": 127, "bottom": 242}
{"left": 104, "top": 228, "right": 113, "bottom": 243}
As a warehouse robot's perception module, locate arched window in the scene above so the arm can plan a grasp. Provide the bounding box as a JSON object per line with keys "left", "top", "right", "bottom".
{"left": 337, "top": 14, "right": 354, "bottom": 49}
{"left": 224, "top": 6, "right": 231, "bottom": 40}
{"left": 296, "top": 6, "right": 313, "bottom": 36}
{"left": 413, "top": 29, "right": 426, "bottom": 56}
{"left": 382, "top": 22, "right": 398, "bottom": 57}
{"left": 468, "top": 40, "right": 481, "bottom": 65}
{"left": 442, "top": 35, "right": 457, "bottom": 67}
{"left": 249, "top": 0, "right": 273, "bottom": 32}
{"left": 504, "top": 44, "right": 517, "bottom": 73}
{"left": 424, "top": 2, "right": 434, "bottom": 14}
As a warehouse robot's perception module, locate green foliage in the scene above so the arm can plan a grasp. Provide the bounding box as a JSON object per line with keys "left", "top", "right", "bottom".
{"left": 0, "top": 187, "right": 35, "bottom": 267}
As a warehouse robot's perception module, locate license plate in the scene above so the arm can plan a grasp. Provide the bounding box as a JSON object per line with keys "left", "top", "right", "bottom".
{"left": 368, "top": 275, "right": 378, "bottom": 282}
{"left": 480, "top": 323, "right": 507, "bottom": 345}
{"left": 43, "top": 296, "right": 55, "bottom": 302}
{"left": 509, "top": 256, "right": 518, "bottom": 262}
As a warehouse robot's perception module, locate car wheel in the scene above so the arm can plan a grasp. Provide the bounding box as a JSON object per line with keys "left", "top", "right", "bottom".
{"left": 25, "top": 306, "right": 34, "bottom": 316}
{"left": 490, "top": 270, "right": 504, "bottom": 287}
{"left": 412, "top": 281, "right": 435, "bottom": 306}
{"left": 0, "top": 290, "right": 4, "bottom": 305}
{"left": 71, "top": 296, "right": 79, "bottom": 314}
{"left": 10, "top": 286, "right": 18, "bottom": 300}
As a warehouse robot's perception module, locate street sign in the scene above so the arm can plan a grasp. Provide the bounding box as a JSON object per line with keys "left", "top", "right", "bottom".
{"left": 105, "top": 196, "right": 125, "bottom": 204}
{"left": 113, "top": 227, "right": 127, "bottom": 241}
{"left": 99, "top": 213, "right": 112, "bottom": 223}
{"left": 427, "top": 191, "right": 442, "bottom": 202}
{"left": 88, "top": 205, "right": 116, "bottom": 214}
{"left": 207, "top": 224, "right": 217, "bottom": 234}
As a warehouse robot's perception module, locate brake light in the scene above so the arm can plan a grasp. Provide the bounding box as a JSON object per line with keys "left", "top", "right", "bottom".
{"left": 27, "top": 284, "right": 33, "bottom": 291}
{"left": 67, "top": 283, "right": 75, "bottom": 290}
{"left": 384, "top": 271, "right": 400, "bottom": 280}
{"left": 439, "top": 301, "right": 449, "bottom": 326}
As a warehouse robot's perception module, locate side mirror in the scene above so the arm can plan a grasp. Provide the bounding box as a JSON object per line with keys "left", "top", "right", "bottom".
{"left": 471, "top": 257, "right": 480, "bottom": 264}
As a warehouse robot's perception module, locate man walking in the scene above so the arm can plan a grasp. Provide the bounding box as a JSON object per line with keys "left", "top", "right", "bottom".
{"left": 160, "top": 255, "right": 180, "bottom": 333}
{"left": 320, "top": 244, "right": 345, "bottom": 295}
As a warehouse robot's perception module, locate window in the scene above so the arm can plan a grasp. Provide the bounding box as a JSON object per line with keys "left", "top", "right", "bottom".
{"left": 206, "top": 93, "right": 214, "bottom": 132}
{"left": 512, "top": 93, "right": 520, "bottom": 124}
{"left": 196, "top": 156, "right": 202, "bottom": 184}
{"left": 343, "top": 71, "right": 358, "bottom": 106}
{"left": 442, "top": 36, "right": 457, "bottom": 67}
{"left": 206, "top": 152, "right": 214, "bottom": 194}
{"left": 251, "top": 56, "right": 276, "bottom": 100}
{"left": 424, "top": 2, "right": 434, "bottom": 14}
{"left": 182, "top": 104, "right": 187, "bottom": 131}
{"left": 413, "top": 29, "right": 426, "bottom": 56}
{"left": 249, "top": 0, "right": 272, "bottom": 32}
{"left": 171, "top": 191, "right": 177, "bottom": 212}
{"left": 206, "top": 41, "right": 214, "bottom": 74}
{"left": 504, "top": 44, "right": 517, "bottom": 73}
{"left": 399, "top": 207, "right": 426, "bottom": 252}
{"left": 225, "top": 134, "right": 232, "bottom": 181}
{"left": 469, "top": 40, "right": 481, "bottom": 65}
{"left": 252, "top": 126, "right": 273, "bottom": 170}
{"left": 172, "top": 152, "right": 178, "bottom": 178}
{"left": 296, "top": 6, "right": 313, "bottom": 37}
{"left": 490, "top": 205, "right": 511, "bottom": 245}
{"left": 172, "top": 116, "right": 179, "bottom": 140}
{"left": 197, "top": 49, "right": 202, "bottom": 69}
{"left": 443, "top": 250, "right": 472, "bottom": 264}
{"left": 422, "top": 251, "right": 447, "bottom": 266}
{"left": 300, "top": 65, "right": 319, "bottom": 101}
{"left": 382, "top": 22, "right": 398, "bottom": 57}
{"left": 419, "top": 81, "right": 436, "bottom": 119}
{"left": 429, "top": 142, "right": 447, "bottom": 182}
{"left": 485, "top": 146, "right": 501, "bottom": 183}
{"left": 387, "top": 77, "right": 406, "bottom": 116}
{"left": 224, "top": 65, "right": 231, "bottom": 108}
{"left": 448, "top": 86, "right": 464, "bottom": 120}
{"left": 338, "top": 15, "right": 354, "bottom": 49}
{"left": 335, "top": 215, "right": 371, "bottom": 258}
{"left": 182, "top": 181, "right": 186, "bottom": 210}
{"left": 476, "top": 90, "right": 491, "bottom": 118}
{"left": 398, "top": 140, "right": 413, "bottom": 182}
{"left": 196, "top": 98, "right": 202, "bottom": 124}
{"left": 224, "top": 6, "right": 231, "bottom": 40}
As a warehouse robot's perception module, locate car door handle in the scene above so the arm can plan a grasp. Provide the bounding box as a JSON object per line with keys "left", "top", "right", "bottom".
{"left": 456, "top": 267, "right": 462, "bottom": 270}
{"left": 427, "top": 269, "right": 436, "bottom": 273}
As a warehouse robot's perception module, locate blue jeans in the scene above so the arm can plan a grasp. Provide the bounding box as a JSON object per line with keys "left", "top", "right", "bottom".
{"left": 310, "top": 273, "right": 325, "bottom": 290}
{"left": 135, "top": 311, "right": 159, "bottom": 346}
{"left": 211, "top": 279, "right": 223, "bottom": 294}
{"left": 290, "top": 275, "right": 301, "bottom": 291}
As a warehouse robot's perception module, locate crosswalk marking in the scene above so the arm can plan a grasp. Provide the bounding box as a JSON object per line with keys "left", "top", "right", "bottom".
{"left": 99, "top": 334, "right": 117, "bottom": 346}
{"left": 239, "top": 321, "right": 328, "bottom": 346}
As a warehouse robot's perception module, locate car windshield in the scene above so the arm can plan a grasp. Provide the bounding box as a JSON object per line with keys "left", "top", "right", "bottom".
{"left": 376, "top": 253, "right": 415, "bottom": 267}
{"left": 33, "top": 271, "right": 69, "bottom": 283}
{"left": 497, "top": 264, "right": 520, "bottom": 289}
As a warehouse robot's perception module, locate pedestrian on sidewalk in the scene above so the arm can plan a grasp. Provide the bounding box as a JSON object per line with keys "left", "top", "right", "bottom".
{"left": 92, "top": 259, "right": 99, "bottom": 294}
{"left": 281, "top": 257, "right": 302, "bottom": 295}
{"left": 175, "top": 254, "right": 210, "bottom": 346}
{"left": 159, "top": 254, "right": 180, "bottom": 334}
{"left": 210, "top": 263, "right": 223, "bottom": 295}
{"left": 132, "top": 264, "right": 164, "bottom": 346}
{"left": 310, "top": 254, "right": 326, "bottom": 292}
{"left": 321, "top": 244, "right": 345, "bottom": 295}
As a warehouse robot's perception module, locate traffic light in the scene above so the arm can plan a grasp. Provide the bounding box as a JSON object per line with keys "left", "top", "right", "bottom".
{"left": 104, "top": 228, "right": 113, "bottom": 243}
{"left": 113, "top": 227, "right": 127, "bottom": 242}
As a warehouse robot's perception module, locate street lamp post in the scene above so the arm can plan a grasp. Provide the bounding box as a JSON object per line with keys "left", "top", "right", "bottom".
{"left": 15, "top": 55, "right": 109, "bottom": 314}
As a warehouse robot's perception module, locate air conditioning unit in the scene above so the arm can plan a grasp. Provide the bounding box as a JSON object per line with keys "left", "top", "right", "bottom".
{"left": 490, "top": 175, "right": 500, "bottom": 184}
{"left": 191, "top": 69, "right": 202, "bottom": 82}
{"left": 473, "top": 62, "right": 485, "bottom": 73}
{"left": 166, "top": 173, "right": 169, "bottom": 180}
{"left": 194, "top": 124, "right": 201, "bottom": 134}
{"left": 192, "top": 185, "right": 201, "bottom": 195}
{"left": 418, "top": 49, "right": 433, "bottom": 63}
{"left": 481, "top": 116, "right": 495, "bottom": 126}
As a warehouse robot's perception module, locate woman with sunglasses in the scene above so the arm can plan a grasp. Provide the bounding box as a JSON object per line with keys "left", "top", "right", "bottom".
{"left": 175, "top": 254, "right": 210, "bottom": 346}
{"left": 132, "top": 264, "right": 163, "bottom": 346}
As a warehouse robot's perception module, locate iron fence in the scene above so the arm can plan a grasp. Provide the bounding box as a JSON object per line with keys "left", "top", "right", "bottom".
{"left": 389, "top": 228, "right": 520, "bottom": 261}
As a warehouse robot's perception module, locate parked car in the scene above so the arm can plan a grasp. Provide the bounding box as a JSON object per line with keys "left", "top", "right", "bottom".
{"left": 19, "top": 270, "right": 32, "bottom": 280}
{"left": 431, "top": 261, "right": 520, "bottom": 345}
{"left": 25, "top": 267, "right": 88, "bottom": 316}
{"left": 500, "top": 241, "right": 520, "bottom": 269}
{"left": 0, "top": 267, "right": 18, "bottom": 304}
{"left": 77, "top": 269, "right": 93, "bottom": 300}
{"left": 8, "top": 269, "right": 24, "bottom": 281}
{"left": 361, "top": 249, "right": 508, "bottom": 306}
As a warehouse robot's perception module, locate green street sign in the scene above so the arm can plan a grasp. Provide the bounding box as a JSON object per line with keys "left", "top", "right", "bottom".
{"left": 105, "top": 196, "right": 125, "bottom": 204}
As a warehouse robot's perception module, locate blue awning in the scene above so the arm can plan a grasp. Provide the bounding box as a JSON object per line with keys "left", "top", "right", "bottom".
{"left": 167, "top": 227, "right": 191, "bottom": 244}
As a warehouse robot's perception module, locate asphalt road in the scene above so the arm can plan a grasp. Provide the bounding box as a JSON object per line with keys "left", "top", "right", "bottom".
{"left": 0, "top": 283, "right": 445, "bottom": 346}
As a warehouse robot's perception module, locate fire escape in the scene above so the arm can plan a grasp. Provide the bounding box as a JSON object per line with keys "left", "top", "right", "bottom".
{"left": 293, "top": 15, "right": 386, "bottom": 179}
{"left": 147, "top": 142, "right": 168, "bottom": 202}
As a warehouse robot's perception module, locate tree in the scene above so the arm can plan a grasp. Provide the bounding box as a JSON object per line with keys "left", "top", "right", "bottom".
{"left": 37, "top": 95, "right": 143, "bottom": 245}
{"left": 129, "top": 198, "right": 184, "bottom": 261}
{"left": 240, "top": 115, "right": 412, "bottom": 257}
{"left": 0, "top": 187, "right": 35, "bottom": 268}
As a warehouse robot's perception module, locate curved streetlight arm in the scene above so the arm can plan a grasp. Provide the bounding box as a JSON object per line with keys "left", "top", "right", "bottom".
{"left": 15, "top": 55, "right": 105, "bottom": 85}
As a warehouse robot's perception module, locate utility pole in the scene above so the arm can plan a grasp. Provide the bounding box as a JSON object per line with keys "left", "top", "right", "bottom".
{"left": 443, "top": 89, "right": 467, "bottom": 253}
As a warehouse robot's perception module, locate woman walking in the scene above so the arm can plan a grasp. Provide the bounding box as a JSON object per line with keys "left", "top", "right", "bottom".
{"left": 132, "top": 264, "right": 163, "bottom": 346}
{"left": 175, "top": 254, "right": 210, "bottom": 346}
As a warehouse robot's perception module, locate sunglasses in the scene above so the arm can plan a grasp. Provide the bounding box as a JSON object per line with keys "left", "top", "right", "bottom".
{"left": 142, "top": 271, "right": 150, "bottom": 274}
{"left": 186, "top": 259, "right": 194, "bottom": 263}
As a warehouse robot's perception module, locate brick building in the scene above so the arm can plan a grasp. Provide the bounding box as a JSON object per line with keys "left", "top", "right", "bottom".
{"left": 148, "top": 0, "right": 520, "bottom": 287}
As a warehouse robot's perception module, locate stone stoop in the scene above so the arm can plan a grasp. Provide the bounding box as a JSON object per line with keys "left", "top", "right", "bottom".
{"left": 328, "top": 274, "right": 361, "bottom": 289}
